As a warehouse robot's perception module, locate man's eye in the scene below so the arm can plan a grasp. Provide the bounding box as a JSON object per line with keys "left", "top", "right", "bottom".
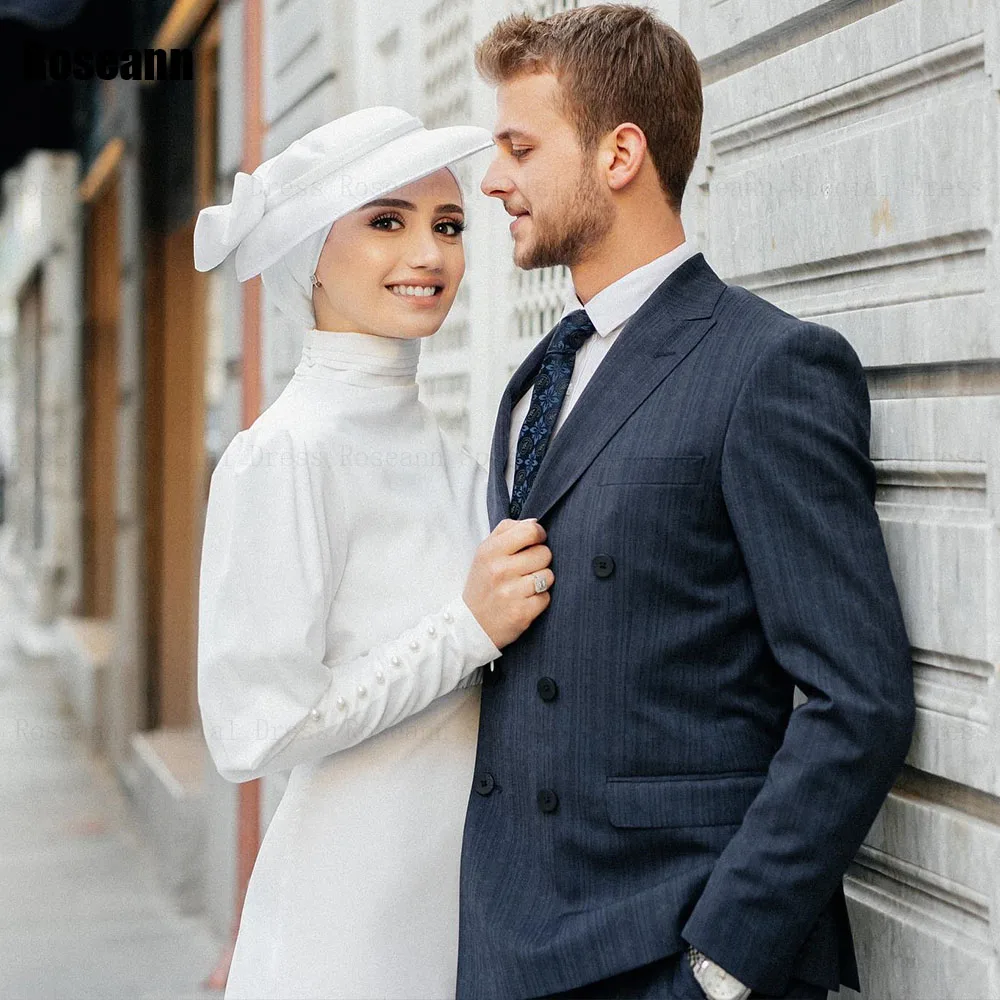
{"left": 511, "top": 148, "right": 530, "bottom": 159}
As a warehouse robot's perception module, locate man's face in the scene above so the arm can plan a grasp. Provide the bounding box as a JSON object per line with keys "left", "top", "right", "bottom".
{"left": 481, "top": 72, "right": 613, "bottom": 270}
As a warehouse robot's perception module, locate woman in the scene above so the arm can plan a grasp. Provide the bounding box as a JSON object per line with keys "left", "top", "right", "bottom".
{"left": 193, "top": 107, "right": 553, "bottom": 999}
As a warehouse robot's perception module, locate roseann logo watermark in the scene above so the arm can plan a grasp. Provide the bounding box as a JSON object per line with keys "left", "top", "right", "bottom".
{"left": 23, "top": 44, "right": 193, "bottom": 82}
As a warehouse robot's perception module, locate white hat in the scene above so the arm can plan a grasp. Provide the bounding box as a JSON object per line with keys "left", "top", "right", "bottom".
{"left": 193, "top": 106, "right": 494, "bottom": 282}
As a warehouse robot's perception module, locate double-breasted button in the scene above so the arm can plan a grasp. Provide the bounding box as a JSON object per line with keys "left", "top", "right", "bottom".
{"left": 474, "top": 772, "right": 495, "bottom": 796}
{"left": 592, "top": 554, "right": 615, "bottom": 578}
{"left": 537, "top": 788, "right": 559, "bottom": 813}
{"left": 537, "top": 676, "right": 558, "bottom": 702}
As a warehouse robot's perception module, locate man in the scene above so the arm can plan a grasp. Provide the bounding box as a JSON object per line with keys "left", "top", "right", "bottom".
{"left": 457, "top": 6, "right": 915, "bottom": 1000}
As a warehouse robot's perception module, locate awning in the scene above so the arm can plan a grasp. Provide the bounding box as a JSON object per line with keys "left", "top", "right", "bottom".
{"left": 0, "top": 0, "right": 89, "bottom": 28}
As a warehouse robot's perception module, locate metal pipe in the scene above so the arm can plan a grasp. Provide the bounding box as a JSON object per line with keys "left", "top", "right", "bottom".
{"left": 204, "top": 0, "right": 263, "bottom": 988}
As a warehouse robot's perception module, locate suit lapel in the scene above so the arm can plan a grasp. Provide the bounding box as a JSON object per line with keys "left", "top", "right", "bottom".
{"left": 501, "top": 253, "right": 727, "bottom": 524}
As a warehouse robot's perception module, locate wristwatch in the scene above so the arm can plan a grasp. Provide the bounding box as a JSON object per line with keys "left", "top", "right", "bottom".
{"left": 687, "top": 945, "right": 752, "bottom": 1000}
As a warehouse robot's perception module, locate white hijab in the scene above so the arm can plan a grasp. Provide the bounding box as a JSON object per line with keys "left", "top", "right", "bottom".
{"left": 260, "top": 222, "right": 334, "bottom": 330}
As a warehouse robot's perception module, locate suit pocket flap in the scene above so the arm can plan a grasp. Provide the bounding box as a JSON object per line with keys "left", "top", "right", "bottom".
{"left": 598, "top": 455, "right": 704, "bottom": 485}
{"left": 605, "top": 771, "right": 767, "bottom": 829}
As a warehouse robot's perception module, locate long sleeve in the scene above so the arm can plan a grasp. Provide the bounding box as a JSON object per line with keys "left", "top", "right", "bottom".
{"left": 680, "top": 323, "right": 915, "bottom": 995}
{"left": 196, "top": 427, "right": 502, "bottom": 784}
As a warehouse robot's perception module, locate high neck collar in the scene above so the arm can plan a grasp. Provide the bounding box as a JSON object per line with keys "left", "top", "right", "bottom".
{"left": 298, "top": 328, "right": 421, "bottom": 381}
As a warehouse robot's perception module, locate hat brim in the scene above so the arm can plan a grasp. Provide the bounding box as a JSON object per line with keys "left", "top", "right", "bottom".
{"left": 235, "top": 124, "right": 495, "bottom": 281}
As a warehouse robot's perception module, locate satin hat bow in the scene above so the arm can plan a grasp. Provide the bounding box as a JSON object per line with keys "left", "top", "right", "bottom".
{"left": 192, "top": 170, "right": 267, "bottom": 273}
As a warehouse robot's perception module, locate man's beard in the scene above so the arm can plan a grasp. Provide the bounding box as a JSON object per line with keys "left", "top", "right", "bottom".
{"left": 515, "top": 168, "right": 613, "bottom": 270}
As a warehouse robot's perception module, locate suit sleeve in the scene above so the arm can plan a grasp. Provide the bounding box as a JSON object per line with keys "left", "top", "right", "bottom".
{"left": 196, "top": 427, "right": 501, "bottom": 784}
{"left": 680, "top": 323, "right": 915, "bottom": 995}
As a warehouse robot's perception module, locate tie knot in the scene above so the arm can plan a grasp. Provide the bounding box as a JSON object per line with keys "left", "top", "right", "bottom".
{"left": 547, "top": 309, "right": 597, "bottom": 355}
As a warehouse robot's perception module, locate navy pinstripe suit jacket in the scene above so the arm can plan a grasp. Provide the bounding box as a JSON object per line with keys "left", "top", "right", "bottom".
{"left": 456, "top": 252, "right": 915, "bottom": 999}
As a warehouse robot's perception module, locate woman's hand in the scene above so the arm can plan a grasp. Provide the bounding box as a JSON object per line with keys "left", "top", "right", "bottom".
{"left": 463, "top": 518, "right": 554, "bottom": 649}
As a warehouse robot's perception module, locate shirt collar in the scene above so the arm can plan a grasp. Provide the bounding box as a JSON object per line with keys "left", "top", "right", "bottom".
{"left": 561, "top": 240, "right": 700, "bottom": 337}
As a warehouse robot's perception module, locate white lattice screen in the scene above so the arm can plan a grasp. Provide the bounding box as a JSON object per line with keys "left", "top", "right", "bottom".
{"left": 418, "top": 0, "right": 476, "bottom": 441}
{"left": 415, "top": 0, "right": 585, "bottom": 449}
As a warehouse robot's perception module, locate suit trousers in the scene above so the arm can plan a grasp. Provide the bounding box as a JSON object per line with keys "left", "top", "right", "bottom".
{"left": 533, "top": 950, "right": 829, "bottom": 1000}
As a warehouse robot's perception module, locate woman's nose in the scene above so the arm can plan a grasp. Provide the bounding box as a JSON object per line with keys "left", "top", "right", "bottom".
{"left": 406, "top": 226, "right": 446, "bottom": 269}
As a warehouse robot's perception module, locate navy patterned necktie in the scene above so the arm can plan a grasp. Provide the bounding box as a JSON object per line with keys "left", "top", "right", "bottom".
{"left": 509, "top": 308, "right": 597, "bottom": 518}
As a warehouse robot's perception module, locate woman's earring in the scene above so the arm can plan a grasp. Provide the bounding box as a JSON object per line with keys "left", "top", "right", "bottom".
{"left": 310, "top": 272, "right": 321, "bottom": 287}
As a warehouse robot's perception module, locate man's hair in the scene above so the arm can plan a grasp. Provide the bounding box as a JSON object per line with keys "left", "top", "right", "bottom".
{"left": 474, "top": 4, "right": 703, "bottom": 213}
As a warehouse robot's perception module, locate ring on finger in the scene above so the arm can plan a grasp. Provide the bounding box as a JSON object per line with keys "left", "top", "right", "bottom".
{"left": 532, "top": 573, "right": 549, "bottom": 594}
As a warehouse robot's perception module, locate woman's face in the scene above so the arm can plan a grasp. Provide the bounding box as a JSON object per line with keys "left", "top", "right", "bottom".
{"left": 312, "top": 168, "right": 466, "bottom": 339}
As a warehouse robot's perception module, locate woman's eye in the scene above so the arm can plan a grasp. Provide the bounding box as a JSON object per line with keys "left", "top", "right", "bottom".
{"left": 370, "top": 213, "right": 403, "bottom": 230}
{"left": 511, "top": 148, "right": 530, "bottom": 160}
{"left": 436, "top": 220, "right": 466, "bottom": 236}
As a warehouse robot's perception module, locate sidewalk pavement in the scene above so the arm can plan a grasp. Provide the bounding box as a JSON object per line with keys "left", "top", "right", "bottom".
{"left": 0, "top": 568, "right": 223, "bottom": 1000}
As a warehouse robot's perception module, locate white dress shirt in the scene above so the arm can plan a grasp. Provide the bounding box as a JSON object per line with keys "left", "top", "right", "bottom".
{"left": 506, "top": 240, "right": 700, "bottom": 499}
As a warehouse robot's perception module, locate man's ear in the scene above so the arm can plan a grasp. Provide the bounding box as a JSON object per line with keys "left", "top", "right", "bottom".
{"left": 604, "top": 123, "right": 647, "bottom": 192}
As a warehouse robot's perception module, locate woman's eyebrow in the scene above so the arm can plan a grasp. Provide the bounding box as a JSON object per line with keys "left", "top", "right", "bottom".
{"left": 359, "top": 197, "right": 464, "bottom": 214}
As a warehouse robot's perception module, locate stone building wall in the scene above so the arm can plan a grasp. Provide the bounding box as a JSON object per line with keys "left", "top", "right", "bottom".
{"left": 0, "top": 151, "right": 83, "bottom": 623}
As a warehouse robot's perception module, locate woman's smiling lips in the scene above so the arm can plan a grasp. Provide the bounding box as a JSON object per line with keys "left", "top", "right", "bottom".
{"left": 385, "top": 282, "right": 445, "bottom": 306}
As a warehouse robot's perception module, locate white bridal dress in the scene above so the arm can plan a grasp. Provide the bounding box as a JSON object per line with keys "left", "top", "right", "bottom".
{"left": 197, "top": 328, "right": 502, "bottom": 1000}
